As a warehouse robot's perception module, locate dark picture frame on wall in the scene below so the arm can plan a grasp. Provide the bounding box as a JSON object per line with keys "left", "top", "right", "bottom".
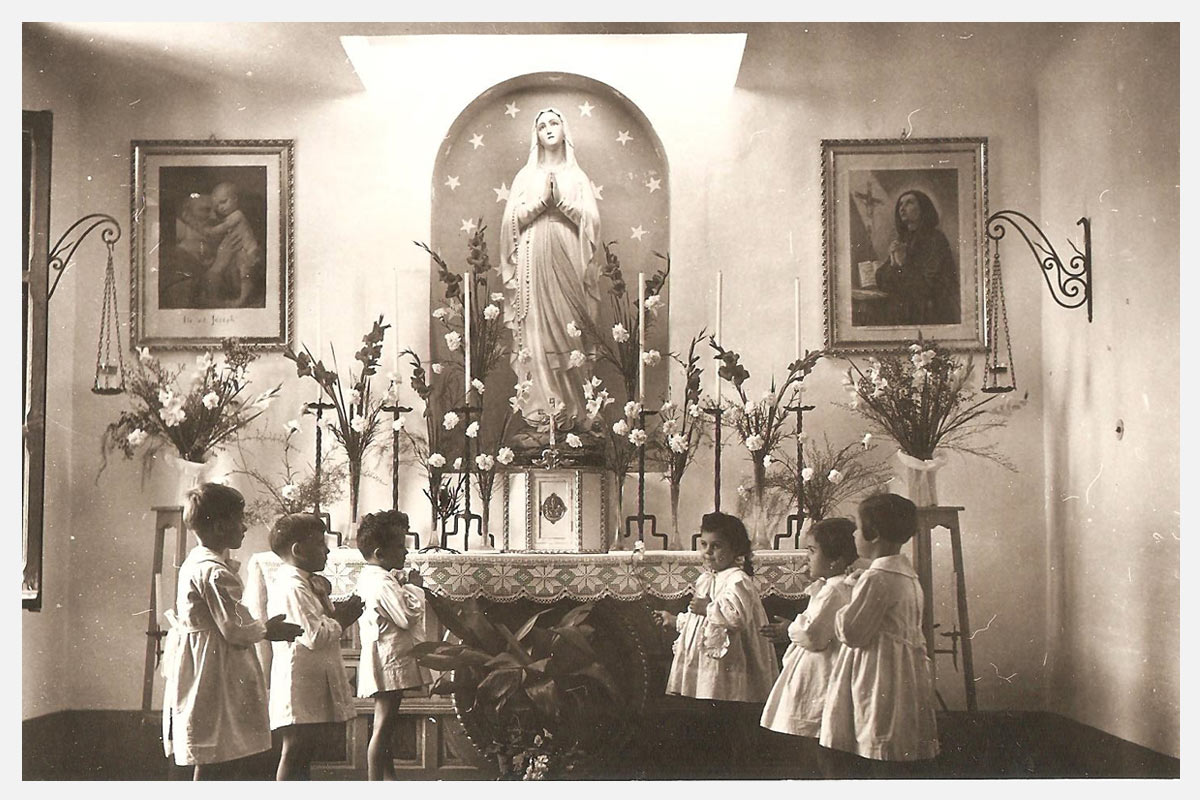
{"left": 131, "top": 139, "right": 294, "bottom": 350}
{"left": 822, "top": 137, "right": 988, "bottom": 353}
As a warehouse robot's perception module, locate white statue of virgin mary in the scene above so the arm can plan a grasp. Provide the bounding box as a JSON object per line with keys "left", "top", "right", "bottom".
{"left": 500, "top": 108, "right": 602, "bottom": 439}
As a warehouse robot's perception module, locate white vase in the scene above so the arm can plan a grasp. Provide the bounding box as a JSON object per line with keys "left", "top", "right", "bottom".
{"left": 894, "top": 451, "right": 949, "bottom": 507}
{"left": 147, "top": 452, "right": 224, "bottom": 509}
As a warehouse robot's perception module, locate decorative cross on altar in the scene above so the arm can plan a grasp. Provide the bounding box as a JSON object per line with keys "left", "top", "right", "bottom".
{"left": 777, "top": 401, "right": 816, "bottom": 550}
{"left": 381, "top": 402, "right": 417, "bottom": 549}
{"left": 306, "top": 398, "right": 337, "bottom": 515}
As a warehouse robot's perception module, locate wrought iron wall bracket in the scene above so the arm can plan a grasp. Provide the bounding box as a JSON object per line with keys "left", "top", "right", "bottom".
{"left": 47, "top": 213, "right": 122, "bottom": 301}
{"left": 985, "top": 210, "right": 1093, "bottom": 322}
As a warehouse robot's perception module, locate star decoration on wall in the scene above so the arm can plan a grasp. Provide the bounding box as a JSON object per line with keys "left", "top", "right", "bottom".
{"left": 493, "top": 182, "right": 510, "bottom": 203}
{"left": 445, "top": 175, "right": 461, "bottom": 190}
{"left": 469, "top": 133, "right": 485, "bottom": 150}
{"left": 461, "top": 219, "right": 478, "bottom": 233}
{"left": 590, "top": 182, "right": 604, "bottom": 200}
{"left": 630, "top": 225, "right": 647, "bottom": 241}
{"left": 645, "top": 177, "right": 662, "bottom": 193}
{"left": 616, "top": 130, "right": 633, "bottom": 146}
{"left": 504, "top": 102, "right": 520, "bottom": 118}
{"left": 578, "top": 100, "right": 594, "bottom": 117}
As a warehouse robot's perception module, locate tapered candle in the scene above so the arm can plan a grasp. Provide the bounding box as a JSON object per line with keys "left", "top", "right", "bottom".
{"left": 794, "top": 276, "right": 801, "bottom": 361}
{"left": 638, "top": 273, "right": 647, "bottom": 402}
{"left": 714, "top": 271, "right": 723, "bottom": 400}
{"left": 463, "top": 273, "right": 472, "bottom": 401}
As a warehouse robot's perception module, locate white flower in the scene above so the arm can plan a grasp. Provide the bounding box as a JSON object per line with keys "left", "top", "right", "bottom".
{"left": 157, "top": 388, "right": 174, "bottom": 406}
{"left": 350, "top": 388, "right": 362, "bottom": 404}
{"left": 641, "top": 349, "right": 661, "bottom": 367}
{"left": 568, "top": 350, "right": 587, "bottom": 368}
{"left": 442, "top": 411, "right": 460, "bottom": 430}
{"left": 444, "top": 331, "right": 462, "bottom": 351}
{"left": 582, "top": 376, "right": 603, "bottom": 399}
{"left": 801, "top": 467, "right": 815, "bottom": 482}
{"left": 453, "top": 458, "right": 463, "bottom": 470}
{"left": 737, "top": 485, "right": 749, "bottom": 498}
{"left": 662, "top": 418, "right": 679, "bottom": 436}
{"left": 475, "top": 454, "right": 495, "bottom": 471}
{"left": 281, "top": 484, "right": 299, "bottom": 501}
{"left": 159, "top": 400, "right": 186, "bottom": 428}
{"left": 668, "top": 433, "right": 688, "bottom": 453}
{"left": 126, "top": 429, "right": 148, "bottom": 448}
{"left": 566, "top": 433, "right": 582, "bottom": 448}
{"left": 644, "top": 294, "right": 663, "bottom": 313}
{"left": 483, "top": 304, "right": 500, "bottom": 321}
{"left": 251, "top": 389, "right": 277, "bottom": 410}
{"left": 629, "top": 428, "right": 648, "bottom": 446}
{"left": 472, "top": 378, "right": 486, "bottom": 394}
{"left": 137, "top": 347, "right": 154, "bottom": 365}
{"left": 465, "top": 421, "right": 479, "bottom": 439}
{"left": 612, "top": 419, "right": 630, "bottom": 436}
{"left": 431, "top": 362, "right": 444, "bottom": 375}
{"left": 909, "top": 343, "right": 923, "bottom": 353}
{"left": 497, "top": 447, "right": 515, "bottom": 466}
{"left": 624, "top": 401, "right": 642, "bottom": 419}
{"left": 566, "top": 321, "right": 582, "bottom": 338}
{"left": 688, "top": 403, "right": 702, "bottom": 418}
{"left": 862, "top": 433, "right": 873, "bottom": 448}
{"left": 195, "top": 352, "right": 214, "bottom": 371}
{"left": 285, "top": 418, "right": 301, "bottom": 434}
{"left": 428, "top": 453, "right": 446, "bottom": 468}
{"left": 922, "top": 349, "right": 937, "bottom": 362}
{"left": 351, "top": 416, "right": 368, "bottom": 433}
{"left": 611, "top": 323, "right": 629, "bottom": 343}
{"left": 490, "top": 292, "right": 505, "bottom": 303}
{"left": 518, "top": 347, "right": 532, "bottom": 363}
{"left": 797, "top": 431, "right": 809, "bottom": 443}
{"left": 827, "top": 469, "right": 844, "bottom": 485}
{"left": 392, "top": 417, "right": 406, "bottom": 432}
{"left": 432, "top": 307, "right": 449, "bottom": 320}
{"left": 745, "top": 434, "right": 765, "bottom": 451}
{"left": 762, "top": 454, "right": 773, "bottom": 468}
{"left": 202, "top": 391, "right": 220, "bottom": 409}
{"left": 659, "top": 400, "right": 675, "bottom": 416}
{"left": 761, "top": 389, "right": 775, "bottom": 404}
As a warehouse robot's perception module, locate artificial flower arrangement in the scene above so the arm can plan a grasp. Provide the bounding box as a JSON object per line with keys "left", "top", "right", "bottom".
{"left": 844, "top": 338, "right": 1014, "bottom": 473}
{"left": 229, "top": 418, "right": 348, "bottom": 528}
{"left": 102, "top": 338, "right": 280, "bottom": 470}
{"left": 653, "top": 330, "right": 710, "bottom": 539}
{"left": 284, "top": 316, "right": 395, "bottom": 524}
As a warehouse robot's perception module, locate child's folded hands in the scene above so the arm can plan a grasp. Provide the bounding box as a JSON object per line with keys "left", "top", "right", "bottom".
{"left": 758, "top": 615, "right": 792, "bottom": 643}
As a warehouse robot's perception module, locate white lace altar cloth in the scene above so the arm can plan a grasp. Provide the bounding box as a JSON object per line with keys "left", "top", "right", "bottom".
{"left": 247, "top": 549, "right": 813, "bottom": 604}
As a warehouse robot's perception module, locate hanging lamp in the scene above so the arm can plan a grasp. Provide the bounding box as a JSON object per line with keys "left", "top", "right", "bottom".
{"left": 982, "top": 247, "right": 1015, "bottom": 394}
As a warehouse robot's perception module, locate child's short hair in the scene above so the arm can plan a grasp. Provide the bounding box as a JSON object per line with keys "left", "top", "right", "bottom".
{"left": 269, "top": 513, "right": 326, "bottom": 557}
{"left": 357, "top": 510, "right": 410, "bottom": 558}
{"left": 810, "top": 517, "right": 859, "bottom": 563}
{"left": 700, "top": 511, "right": 755, "bottom": 576}
{"left": 183, "top": 482, "right": 244, "bottom": 535}
{"left": 858, "top": 493, "right": 918, "bottom": 544}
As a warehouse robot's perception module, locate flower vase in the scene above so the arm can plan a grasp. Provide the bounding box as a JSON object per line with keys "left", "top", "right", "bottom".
{"left": 341, "top": 520, "right": 359, "bottom": 550}
{"left": 746, "top": 458, "right": 772, "bottom": 550}
{"left": 608, "top": 473, "right": 628, "bottom": 551}
{"left": 668, "top": 482, "right": 683, "bottom": 550}
{"left": 147, "top": 452, "right": 222, "bottom": 509}
{"left": 478, "top": 495, "right": 494, "bottom": 551}
{"left": 894, "top": 451, "right": 949, "bottom": 507}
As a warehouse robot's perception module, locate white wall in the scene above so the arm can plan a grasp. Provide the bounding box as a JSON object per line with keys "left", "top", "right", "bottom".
{"left": 1038, "top": 22, "right": 1180, "bottom": 758}
{"left": 21, "top": 23, "right": 1173, "bottom": 741}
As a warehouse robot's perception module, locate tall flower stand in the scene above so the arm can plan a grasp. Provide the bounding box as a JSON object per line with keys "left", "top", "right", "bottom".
{"left": 912, "top": 505, "right": 977, "bottom": 712}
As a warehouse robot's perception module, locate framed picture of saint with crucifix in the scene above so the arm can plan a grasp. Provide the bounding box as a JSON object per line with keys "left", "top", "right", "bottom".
{"left": 822, "top": 137, "right": 987, "bottom": 352}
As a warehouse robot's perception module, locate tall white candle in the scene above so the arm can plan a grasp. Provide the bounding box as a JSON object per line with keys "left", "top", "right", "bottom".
{"left": 714, "top": 271, "right": 723, "bottom": 400}
{"left": 463, "top": 273, "right": 472, "bottom": 402}
{"left": 794, "top": 276, "right": 801, "bottom": 361}
{"left": 638, "top": 272, "right": 646, "bottom": 403}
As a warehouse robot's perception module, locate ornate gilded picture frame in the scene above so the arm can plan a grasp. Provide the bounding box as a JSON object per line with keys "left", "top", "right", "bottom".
{"left": 822, "top": 137, "right": 987, "bottom": 352}
{"left": 131, "top": 139, "right": 294, "bottom": 349}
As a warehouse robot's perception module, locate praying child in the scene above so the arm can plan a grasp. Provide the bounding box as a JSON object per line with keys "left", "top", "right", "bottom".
{"left": 759, "top": 517, "right": 858, "bottom": 740}
{"left": 267, "top": 513, "right": 364, "bottom": 780}
{"left": 354, "top": 510, "right": 431, "bottom": 781}
{"left": 819, "top": 493, "right": 939, "bottom": 770}
{"left": 162, "top": 483, "right": 301, "bottom": 780}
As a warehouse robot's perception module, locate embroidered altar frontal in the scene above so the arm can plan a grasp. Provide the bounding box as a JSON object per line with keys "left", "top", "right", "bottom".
{"left": 261, "top": 549, "right": 814, "bottom": 604}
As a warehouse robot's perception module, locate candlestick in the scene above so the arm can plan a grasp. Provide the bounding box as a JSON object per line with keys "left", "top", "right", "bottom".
{"left": 638, "top": 272, "right": 646, "bottom": 402}
{"left": 463, "top": 273, "right": 472, "bottom": 402}
{"left": 714, "top": 271, "right": 723, "bottom": 400}
{"left": 794, "top": 276, "right": 801, "bottom": 361}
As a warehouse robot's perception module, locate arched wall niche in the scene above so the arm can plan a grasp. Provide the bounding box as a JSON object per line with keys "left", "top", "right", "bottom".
{"left": 426, "top": 71, "right": 671, "bottom": 456}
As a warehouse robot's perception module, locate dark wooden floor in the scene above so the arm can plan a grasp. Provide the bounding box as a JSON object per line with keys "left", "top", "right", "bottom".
{"left": 23, "top": 707, "right": 1179, "bottom": 780}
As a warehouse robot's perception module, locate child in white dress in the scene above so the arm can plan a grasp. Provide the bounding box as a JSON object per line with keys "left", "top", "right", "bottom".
{"left": 659, "top": 512, "right": 779, "bottom": 764}
{"left": 820, "top": 493, "right": 940, "bottom": 773}
{"left": 354, "top": 510, "right": 431, "bottom": 780}
{"left": 759, "top": 517, "right": 858, "bottom": 740}
{"left": 267, "top": 513, "right": 365, "bottom": 780}
{"left": 162, "top": 483, "right": 301, "bottom": 780}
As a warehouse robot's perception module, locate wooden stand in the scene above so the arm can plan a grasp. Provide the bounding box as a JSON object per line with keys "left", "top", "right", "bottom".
{"left": 912, "top": 505, "right": 977, "bottom": 712}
